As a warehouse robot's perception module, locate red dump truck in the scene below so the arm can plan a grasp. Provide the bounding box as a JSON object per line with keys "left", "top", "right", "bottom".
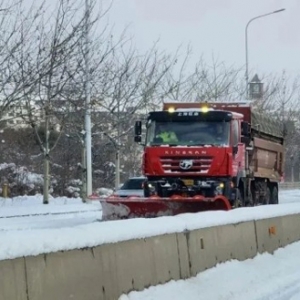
{"left": 100, "top": 101, "right": 285, "bottom": 220}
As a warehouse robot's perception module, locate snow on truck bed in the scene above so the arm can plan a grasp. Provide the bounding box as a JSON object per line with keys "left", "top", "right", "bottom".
{"left": 0, "top": 189, "right": 299, "bottom": 260}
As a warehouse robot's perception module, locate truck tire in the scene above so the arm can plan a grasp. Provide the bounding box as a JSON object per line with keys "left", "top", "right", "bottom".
{"left": 264, "top": 186, "right": 271, "bottom": 205}
{"left": 270, "top": 186, "right": 279, "bottom": 204}
{"left": 246, "top": 188, "right": 254, "bottom": 207}
{"left": 234, "top": 188, "right": 243, "bottom": 208}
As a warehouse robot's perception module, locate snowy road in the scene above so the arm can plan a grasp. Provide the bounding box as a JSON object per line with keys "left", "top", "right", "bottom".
{"left": 0, "top": 195, "right": 102, "bottom": 231}
{"left": 0, "top": 189, "right": 298, "bottom": 232}
{"left": 120, "top": 240, "right": 300, "bottom": 300}
{"left": 0, "top": 210, "right": 101, "bottom": 231}
{"left": 278, "top": 189, "right": 300, "bottom": 204}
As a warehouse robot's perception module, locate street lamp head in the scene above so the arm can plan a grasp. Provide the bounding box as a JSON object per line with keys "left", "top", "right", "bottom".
{"left": 273, "top": 8, "right": 285, "bottom": 13}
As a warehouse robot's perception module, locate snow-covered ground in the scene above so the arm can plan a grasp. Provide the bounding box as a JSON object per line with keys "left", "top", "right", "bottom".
{"left": 279, "top": 189, "right": 300, "bottom": 204}
{"left": 0, "top": 189, "right": 299, "bottom": 261}
{"left": 0, "top": 194, "right": 102, "bottom": 231}
{"left": 120, "top": 240, "right": 300, "bottom": 300}
{"left": 0, "top": 194, "right": 101, "bottom": 217}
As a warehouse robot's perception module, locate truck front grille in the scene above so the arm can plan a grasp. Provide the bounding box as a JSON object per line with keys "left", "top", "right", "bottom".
{"left": 160, "top": 156, "right": 213, "bottom": 174}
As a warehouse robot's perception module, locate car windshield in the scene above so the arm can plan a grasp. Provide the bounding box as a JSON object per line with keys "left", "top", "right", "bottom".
{"left": 146, "top": 121, "right": 230, "bottom": 146}
{"left": 120, "top": 179, "right": 144, "bottom": 190}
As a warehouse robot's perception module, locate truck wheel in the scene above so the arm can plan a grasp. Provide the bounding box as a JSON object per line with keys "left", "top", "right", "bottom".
{"left": 264, "top": 186, "right": 271, "bottom": 205}
{"left": 246, "top": 189, "right": 254, "bottom": 207}
{"left": 270, "top": 186, "right": 279, "bottom": 204}
{"left": 251, "top": 186, "right": 258, "bottom": 206}
{"left": 234, "top": 189, "right": 243, "bottom": 208}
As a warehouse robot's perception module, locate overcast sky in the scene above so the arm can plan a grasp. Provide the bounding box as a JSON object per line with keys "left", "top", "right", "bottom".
{"left": 25, "top": 0, "right": 299, "bottom": 80}
{"left": 102, "top": 0, "right": 299, "bottom": 80}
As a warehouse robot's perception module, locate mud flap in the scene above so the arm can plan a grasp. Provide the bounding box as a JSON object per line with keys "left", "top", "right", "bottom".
{"left": 98, "top": 194, "right": 232, "bottom": 221}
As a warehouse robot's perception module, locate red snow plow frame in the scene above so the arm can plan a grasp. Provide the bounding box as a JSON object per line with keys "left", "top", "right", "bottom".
{"left": 96, "top": 194, "right": 232, "bottom": 221}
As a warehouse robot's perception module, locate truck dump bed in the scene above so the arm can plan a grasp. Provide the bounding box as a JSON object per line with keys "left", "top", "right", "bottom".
{"left": 163, "top": 102, "right": 284, "bottom": 181}
{"left": 163, "top": 101, "right": 283, "bottom": 142}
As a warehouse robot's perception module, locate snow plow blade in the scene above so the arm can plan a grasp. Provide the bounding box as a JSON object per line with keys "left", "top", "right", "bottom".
{"left": 98, "top": 195, "right": 232, "bottom": 221}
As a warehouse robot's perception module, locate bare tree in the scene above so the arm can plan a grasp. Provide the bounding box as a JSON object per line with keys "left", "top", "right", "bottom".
{"left": 9, "top": 0, "right": 97, "bottom": 203}
{"left": 160, "top": 53, "right": 245, "bottom": 103}
{"left": 89, "top": 42, "right": 178, "bottom": 188}
{"left": 58, "top": 25, "right": 130, "bottom": 198}
{"left": 0, "top": 0, "right": 46, "bottom": 123}
{"left": 257, "top": 71, "right": 300, "bottom": 181}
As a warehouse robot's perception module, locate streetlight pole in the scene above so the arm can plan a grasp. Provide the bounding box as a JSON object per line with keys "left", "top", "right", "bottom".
{"left": 85, "top": 0, "right": 93, "bottom": 198}
{"left": 245, "top": 8, "right": 285, "bottom": 98}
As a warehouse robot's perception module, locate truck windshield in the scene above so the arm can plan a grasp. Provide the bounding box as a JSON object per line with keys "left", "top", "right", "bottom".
{"left": 146, "top": 121, "right": 230, "bottom": 146}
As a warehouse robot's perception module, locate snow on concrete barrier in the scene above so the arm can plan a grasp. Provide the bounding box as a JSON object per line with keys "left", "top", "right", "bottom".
{"left": 1, "top": 213, "right": 300, "bottom": 300}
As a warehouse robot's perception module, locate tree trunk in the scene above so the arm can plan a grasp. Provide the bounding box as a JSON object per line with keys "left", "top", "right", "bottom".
{"left": 81, "top": 145, "right": 87, "bottom": 202}
{"left": 43, "top": 155, "right": 50, "bottom": 204}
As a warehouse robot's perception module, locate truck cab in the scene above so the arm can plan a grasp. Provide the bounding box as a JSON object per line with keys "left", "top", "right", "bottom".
{"left": 134, "top": 104, "right": 250, "bottom": 206}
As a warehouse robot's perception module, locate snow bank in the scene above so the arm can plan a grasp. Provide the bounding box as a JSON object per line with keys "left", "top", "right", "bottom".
{"left": 96, "top": 187, "right": 113, "bottom": 196}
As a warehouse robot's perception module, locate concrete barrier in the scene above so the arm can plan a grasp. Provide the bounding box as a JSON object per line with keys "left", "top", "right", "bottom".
{"left": 281, "top": 214, "right": 300, "bottom": 245}
{"left": 175, "top": 232, "right": 191, "bottom": 279}
{"left": 0, "top": 258, "right": 27, "bottom": 300}
{"left": 22, "top": 233, "right": 183, "bottom": 300}
{"left": 186, "top": 221, "right": 257, "bottom": 276}
{"left": 1, "top": 214, "right": 300, "bottom": 300}
{"left": 255, "top": 213, "right": 300, "bottom": 254}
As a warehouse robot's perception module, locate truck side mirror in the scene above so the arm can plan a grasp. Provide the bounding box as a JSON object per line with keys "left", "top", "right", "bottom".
{"left": 134, "top": 135, "right": 142, "bottom": 143}
{"left": 241, "top": 121, "right": 250, "bottom": 137}
{"left": 135, "top": 121, "right": 142, "bottom": 136}
{"left": 241, "top": 136, "right": 251, "bottom": 146}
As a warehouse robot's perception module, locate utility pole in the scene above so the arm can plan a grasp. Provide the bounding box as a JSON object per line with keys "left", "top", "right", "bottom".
{"left": 291, "top": 155, "right": 294, "bottom": 183}
{"left": 115, "top": 98, "right": 120, "bottom": 189}
{"left": 245, "top": 9, "right": 285, "bottom": 98}
{"left": 85, "top": 0, "right": 92, "bottom": 197}
{"left": 43, "top": 104, "right": 50, "bottom": 204}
